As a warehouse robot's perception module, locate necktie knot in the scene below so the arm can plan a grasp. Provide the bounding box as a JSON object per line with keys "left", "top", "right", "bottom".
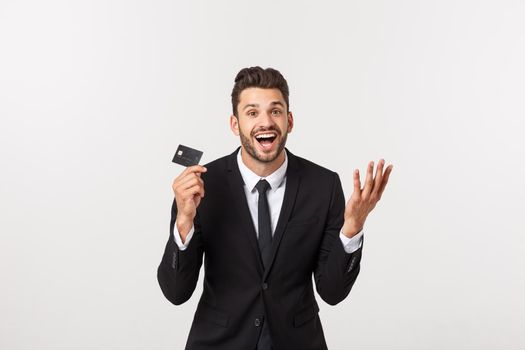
{"left": 255, "top": 179, "right": 271, "bottom": 194}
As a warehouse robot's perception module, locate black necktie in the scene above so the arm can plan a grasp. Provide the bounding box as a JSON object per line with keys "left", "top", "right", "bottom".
{"left": 255, "top": 179, "right": 272, "bottom": 268}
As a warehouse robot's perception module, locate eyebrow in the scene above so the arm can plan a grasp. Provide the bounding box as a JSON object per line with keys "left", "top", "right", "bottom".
{"left": 243, "top": 103, "right": 259, "bottom": 110}
{"left": 242, "top": 101, "right": 285, "bottom": 110}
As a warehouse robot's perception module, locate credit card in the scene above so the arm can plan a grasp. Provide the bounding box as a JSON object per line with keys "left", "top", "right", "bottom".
{"left": 172, "top": 144, "right": 203, "bottom": 167}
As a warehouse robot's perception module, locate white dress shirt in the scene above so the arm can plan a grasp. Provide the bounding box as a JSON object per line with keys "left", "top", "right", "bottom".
{"left": 174, "top": 149, "right": 364, "bottom": 253}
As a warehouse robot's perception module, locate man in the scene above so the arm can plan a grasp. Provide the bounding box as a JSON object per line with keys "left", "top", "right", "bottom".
{"left": 158, "top": 67, "right": 393, "bottom": 350}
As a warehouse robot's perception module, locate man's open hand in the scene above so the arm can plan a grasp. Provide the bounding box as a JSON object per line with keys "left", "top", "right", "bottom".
{"left": 342, "top": 159, "right": 393, "bottom": 238}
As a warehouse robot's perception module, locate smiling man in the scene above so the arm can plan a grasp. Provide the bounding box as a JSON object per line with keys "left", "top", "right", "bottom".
{"left": 158, "top": 66, "right": 393, "bottom": 350}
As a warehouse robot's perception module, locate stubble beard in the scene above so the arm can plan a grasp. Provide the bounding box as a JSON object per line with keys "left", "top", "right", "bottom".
{"left": 239, "top": 125, "right": 288, "bottom": 164}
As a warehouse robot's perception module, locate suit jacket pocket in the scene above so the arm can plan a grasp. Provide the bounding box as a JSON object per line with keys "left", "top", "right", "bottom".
{"left": 293, "top": 301, "right": 320, "bottom": 327}
{"left": 196, "top": 303, "right": 230, "bottom": 328}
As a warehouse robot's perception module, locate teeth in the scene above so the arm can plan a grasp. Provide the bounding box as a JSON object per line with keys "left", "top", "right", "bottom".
{"left": 255, "top": 133, "right": 276, "bottom": 139}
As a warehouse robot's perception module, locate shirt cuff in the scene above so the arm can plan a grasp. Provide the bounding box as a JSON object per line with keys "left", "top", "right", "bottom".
{"left": 173, "top": 222, "right": 195, "bottom": 251}
{"left": 339, "top": 229, "right": 364, "bottom": 254}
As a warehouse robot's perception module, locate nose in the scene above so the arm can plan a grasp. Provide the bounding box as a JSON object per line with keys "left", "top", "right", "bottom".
{"left": 259, "top": 111, "right": 275, "bottom": 127}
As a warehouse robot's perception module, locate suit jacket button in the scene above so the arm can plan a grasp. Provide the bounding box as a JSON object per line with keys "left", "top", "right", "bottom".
{"left": 262, "top": 283, "right": 268, "bottom": 290}
{"left": 254, "top": 318, "right": 261, "bottom": 327}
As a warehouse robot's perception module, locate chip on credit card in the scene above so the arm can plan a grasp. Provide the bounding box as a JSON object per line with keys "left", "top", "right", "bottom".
{"left": 172, "top": 144, "right": 203, "bottom": 167}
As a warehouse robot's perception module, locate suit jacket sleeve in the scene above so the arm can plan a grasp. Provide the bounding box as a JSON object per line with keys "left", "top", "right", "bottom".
{"left": 314, "top": 172, "right": 363, "bottom": 305}
{"left": 157, "top": 198, "right": 204, "bottom": 305}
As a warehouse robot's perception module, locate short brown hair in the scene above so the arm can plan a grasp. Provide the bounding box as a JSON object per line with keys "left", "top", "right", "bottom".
{"left": 231, "top": 66, "right": 290, "bottom": 117}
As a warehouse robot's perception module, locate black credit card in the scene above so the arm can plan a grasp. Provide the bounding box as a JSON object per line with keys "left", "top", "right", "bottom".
{"left": 172, "top": 144, "right": 203, "bottom": 167}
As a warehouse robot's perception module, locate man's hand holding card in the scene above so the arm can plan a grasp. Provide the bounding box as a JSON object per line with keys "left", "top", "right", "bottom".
{"left": 171, "top": 145, "right": 206, "bottom": 242}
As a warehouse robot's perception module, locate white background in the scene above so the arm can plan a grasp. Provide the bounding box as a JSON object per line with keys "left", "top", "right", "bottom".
{"left": 1, "top": 0, "right": 524, "bottom": 349}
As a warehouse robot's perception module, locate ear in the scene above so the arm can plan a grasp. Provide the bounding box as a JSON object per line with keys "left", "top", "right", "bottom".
{"left": 230, "top": 115, "right": 240, "bottom": 136}
{"left": 287, "top": 111, "right": 294, "bottom": 134}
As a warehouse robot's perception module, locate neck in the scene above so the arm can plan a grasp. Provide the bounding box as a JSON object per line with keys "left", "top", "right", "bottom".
{"left": 240, "top": 147, "right": 286, "bottom": 177}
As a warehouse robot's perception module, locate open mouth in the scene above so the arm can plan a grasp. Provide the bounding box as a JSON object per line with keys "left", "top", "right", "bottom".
{"left": 254, "top": 132, "right": 278, "bottom": 149}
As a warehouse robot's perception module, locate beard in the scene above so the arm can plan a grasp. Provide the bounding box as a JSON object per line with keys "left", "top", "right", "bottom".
{"left": 239, "top": 125, "right": 288, "bottom": 163}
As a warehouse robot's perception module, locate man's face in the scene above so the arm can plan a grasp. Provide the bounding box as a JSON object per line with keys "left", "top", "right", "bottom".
{"left": 230, "top": 88, "right": 294, "bottom": 163}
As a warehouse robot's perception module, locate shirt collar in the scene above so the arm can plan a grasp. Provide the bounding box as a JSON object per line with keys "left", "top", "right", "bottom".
{"left": 237, "top": 148, "right": 288, "bottom": 192}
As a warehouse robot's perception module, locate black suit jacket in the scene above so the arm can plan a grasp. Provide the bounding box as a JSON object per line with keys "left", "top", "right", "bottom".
{"left": 158, "top": 148, "right": 362, "bottom": 350}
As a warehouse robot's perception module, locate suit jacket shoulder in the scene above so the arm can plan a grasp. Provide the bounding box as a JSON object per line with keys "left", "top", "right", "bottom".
{"left": 289, "top": 152, "right": 339, "bottom": 180}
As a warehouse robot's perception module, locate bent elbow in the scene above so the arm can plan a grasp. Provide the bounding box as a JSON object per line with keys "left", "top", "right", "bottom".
{"left": 166, "top": 291, "right": 191, "bottom": 306}
{"left": 319, "top": 290, "right": 348, "bottom": 306}
{"left": 316, "top": 279, "right": 355, "bottom": 306}
{"left": 157, "top": 265, "right": 192, "bottom": 306}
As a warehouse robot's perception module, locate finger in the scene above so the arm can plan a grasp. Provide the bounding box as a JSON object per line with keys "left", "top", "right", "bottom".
{"left": 186, "top": 165, "right": 207, "bottom": 174}
{"left": 362, "top": 161, "right": 375, "bottom": 198}
{"left": 178, "top": 165, "right": 207, "bottom": 180}
{"left": 173, "top": 166, "right": 206, "bottom": 188}
{"left": 178, "top": 176, "right": 204, "bottom": 192}
{"left": 371, "top": 159, "right": 385, "bottom": 198}
{"left": 182, "top": 184, "right": 205, "bottom": 199}
{"left": 377, "top": 164, "right": 393, "bottom": 199}
{"left": 173, "top": 173, "right": 201, "bottom": 192}
{"left": 353, "top": 169, "right": 362, "bottom": 198}
{"left": 178, "top": 172, "right": 204, "bottom": 189}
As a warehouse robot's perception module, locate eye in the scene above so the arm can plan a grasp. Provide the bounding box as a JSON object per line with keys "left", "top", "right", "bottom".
{"left": 271, "top": 109, "right": 282, "bottom": 115}
{"left": 247, "top": 110, "right": 258, "bottom": 117}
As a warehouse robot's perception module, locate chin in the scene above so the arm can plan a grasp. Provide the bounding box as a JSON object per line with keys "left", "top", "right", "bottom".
{"left": 253, "top": 143, "right": 286, "bottom": 163}
{"left": 256, "top": 151, "right": 280, "bottom": 163}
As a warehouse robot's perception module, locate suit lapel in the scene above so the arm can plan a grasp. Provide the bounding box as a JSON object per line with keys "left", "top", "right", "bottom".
{"left": 226, "top": 147, "right": 264, "bottom": 276}
{"left": 263, "top": 148, "right": 301, "bottom": 281}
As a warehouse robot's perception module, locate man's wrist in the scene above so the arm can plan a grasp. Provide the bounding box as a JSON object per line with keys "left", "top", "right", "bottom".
{"left": 176, "top": 215, "right": 193, "bottom": 242}
{"left": 341, "top": 220, "right": 362, "bottom": 238}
